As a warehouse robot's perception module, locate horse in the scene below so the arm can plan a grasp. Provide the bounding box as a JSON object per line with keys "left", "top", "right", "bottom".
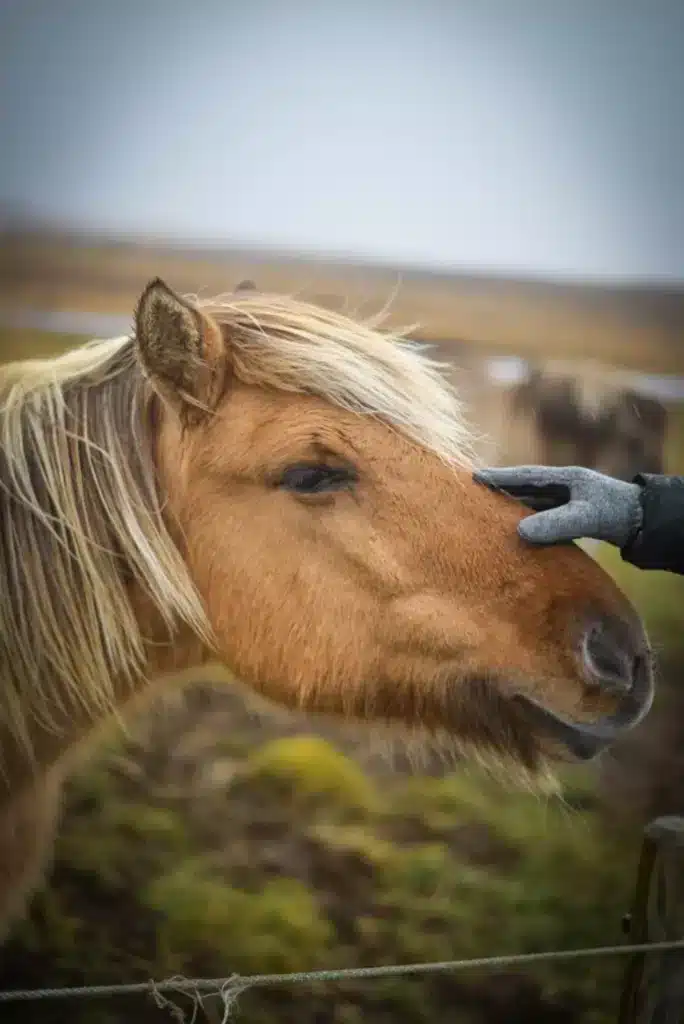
{"left": 507, "top": 360, "right": 667, "bottom": 479}
{"left": 456, "top": 355, "right": 667, "bottom": 480}
{"left": 0, "top": 279, "right": 654, "bottom": 941}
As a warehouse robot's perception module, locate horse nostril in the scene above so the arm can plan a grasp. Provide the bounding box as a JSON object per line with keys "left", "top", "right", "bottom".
{"left": 582, "top": 618, "right": 638, "bottom": 696}
{"left": 515, "top": 632, "right": 653, "bottom": 762}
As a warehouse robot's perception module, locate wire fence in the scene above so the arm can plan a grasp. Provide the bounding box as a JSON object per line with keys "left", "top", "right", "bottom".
{"left": 1, "top": 816, "right": 682, "bottom": 1023}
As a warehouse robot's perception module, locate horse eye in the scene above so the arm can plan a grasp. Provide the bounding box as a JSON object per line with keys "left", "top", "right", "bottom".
{"left": 279, "top": 463, "right": 355, "bottom": 494}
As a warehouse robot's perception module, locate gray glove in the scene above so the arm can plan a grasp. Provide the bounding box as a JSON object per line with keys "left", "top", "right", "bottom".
{"left": 473, "top": 465, "right": 643, "bottom": 548}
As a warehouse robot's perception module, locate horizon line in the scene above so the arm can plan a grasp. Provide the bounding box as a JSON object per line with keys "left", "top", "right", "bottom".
{"left": 2, "top": 210, "right": 683, "bottom": 293}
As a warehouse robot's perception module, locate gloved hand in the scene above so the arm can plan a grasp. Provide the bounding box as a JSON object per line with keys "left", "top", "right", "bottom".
{"left": 473, "top": 465, "right": 644, "bottom": 548}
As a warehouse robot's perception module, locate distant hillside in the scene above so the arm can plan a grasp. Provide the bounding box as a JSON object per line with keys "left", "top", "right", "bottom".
{"left": 0, "top": 225, "right": 682, "bottom": 373}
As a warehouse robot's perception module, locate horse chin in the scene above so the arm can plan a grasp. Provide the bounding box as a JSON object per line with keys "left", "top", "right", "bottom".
{"left": 434, "top": 674, "right": 567, "bottom": 794}
{"left": 442, "top": 732, "right": 560, "bottom": 797}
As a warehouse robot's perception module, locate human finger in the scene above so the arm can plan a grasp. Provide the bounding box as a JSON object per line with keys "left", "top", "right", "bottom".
{"left": 517, "top": 503, "right": 594, "bottom": 544}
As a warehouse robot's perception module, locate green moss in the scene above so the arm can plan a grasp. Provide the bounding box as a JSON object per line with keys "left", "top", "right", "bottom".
{"left": 2, "top": 725, "right": 643, "bottom": 1024}
{"left": 308, "top": 823, "right": 399, "bottom": 869}
{"left": 11, "top": 889, "right": 82, "bottom": 956}
{"left": 56, "top": 801, "right": 192, "bottom": 887}
{"left": 240, "top": 735, "right": 380, "bottom": 813}
{"left": 144, "top": 865, "right": 334, "bottom": 974}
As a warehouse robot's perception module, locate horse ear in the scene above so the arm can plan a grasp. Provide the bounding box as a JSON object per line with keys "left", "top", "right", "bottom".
{"left": 134, "top": 278, "right": 228, "bottom": 420}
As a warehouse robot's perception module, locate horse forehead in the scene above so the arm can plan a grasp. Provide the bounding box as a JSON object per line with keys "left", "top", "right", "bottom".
{"left": 201, "top": 385, "right": 420, "bottom": 463}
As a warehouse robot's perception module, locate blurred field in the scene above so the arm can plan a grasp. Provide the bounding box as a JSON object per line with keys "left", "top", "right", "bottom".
{"left": 2, "top": 233, "right": 684, "bottom": 1024}
{"left": 1, "top": 229, "right": 683, "bottom": 373}
{"left": 0, "top": 326, "right": 85, "bottom": 363}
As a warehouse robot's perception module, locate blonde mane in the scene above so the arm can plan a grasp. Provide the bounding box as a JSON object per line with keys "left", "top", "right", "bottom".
{"left": 0, "top": 336, "right": 210, "bottom": 764}
{"left": 0, "top": 292, "right": 477, "bottom": 762}
{"left": 195, "top": 291, "right": 479, "bottom": 469}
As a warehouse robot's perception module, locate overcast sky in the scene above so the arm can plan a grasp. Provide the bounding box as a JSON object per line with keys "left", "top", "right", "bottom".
{"left": 1, "top": 1, "right": 683, "bottom": 281}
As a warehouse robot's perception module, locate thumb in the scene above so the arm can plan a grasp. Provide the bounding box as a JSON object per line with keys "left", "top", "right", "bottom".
{"left": 518, "top": 502, "right": 593, "bottom": 545}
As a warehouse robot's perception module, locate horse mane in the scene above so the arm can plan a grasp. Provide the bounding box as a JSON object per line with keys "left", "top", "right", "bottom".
{"left": 0, "top": 292, "right": 476, "bottom": 759}
{"left": 194, "top": 291, "right": 479, "bottom": 469}
{"left": 0, "top": 336, "right": 210, "bottom": 761}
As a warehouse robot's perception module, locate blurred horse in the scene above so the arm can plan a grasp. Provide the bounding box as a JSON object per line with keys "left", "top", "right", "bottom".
{"left": 508, "top": 360, "right": 666, "bottom": 479}
{"left": 0, "top": 280, "right": 653, "bottom": 939}
{"left": 455, "top": 355, "right": 666, "bottom": 480}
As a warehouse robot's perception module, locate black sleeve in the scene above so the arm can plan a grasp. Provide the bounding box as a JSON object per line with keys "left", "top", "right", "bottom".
{"left": 620, "top": 474, "right": 684, "bottom": 575}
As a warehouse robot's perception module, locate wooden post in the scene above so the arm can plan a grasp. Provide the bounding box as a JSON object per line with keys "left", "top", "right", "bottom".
{"left": 618, "top": 816, "right": 684, "bottom": 1023}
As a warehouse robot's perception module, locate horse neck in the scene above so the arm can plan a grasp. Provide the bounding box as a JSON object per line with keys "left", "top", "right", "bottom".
{"left": 0, "top": 343, "right": 213, "bottom": 802}
{"left": 0, "top": 590, "right": 208, "bottom": 803}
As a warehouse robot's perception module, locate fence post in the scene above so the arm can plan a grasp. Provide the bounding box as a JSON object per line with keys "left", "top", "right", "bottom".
{"left": 618, "top": 815, "right": 684, "bottom": 1024}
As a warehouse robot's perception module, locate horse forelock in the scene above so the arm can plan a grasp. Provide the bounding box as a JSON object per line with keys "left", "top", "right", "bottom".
{"left": 195, "top": 292, "right": 481, "bottom": 470}
{"left": 0, "top": 337, "right": 209, "bottom": 762}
